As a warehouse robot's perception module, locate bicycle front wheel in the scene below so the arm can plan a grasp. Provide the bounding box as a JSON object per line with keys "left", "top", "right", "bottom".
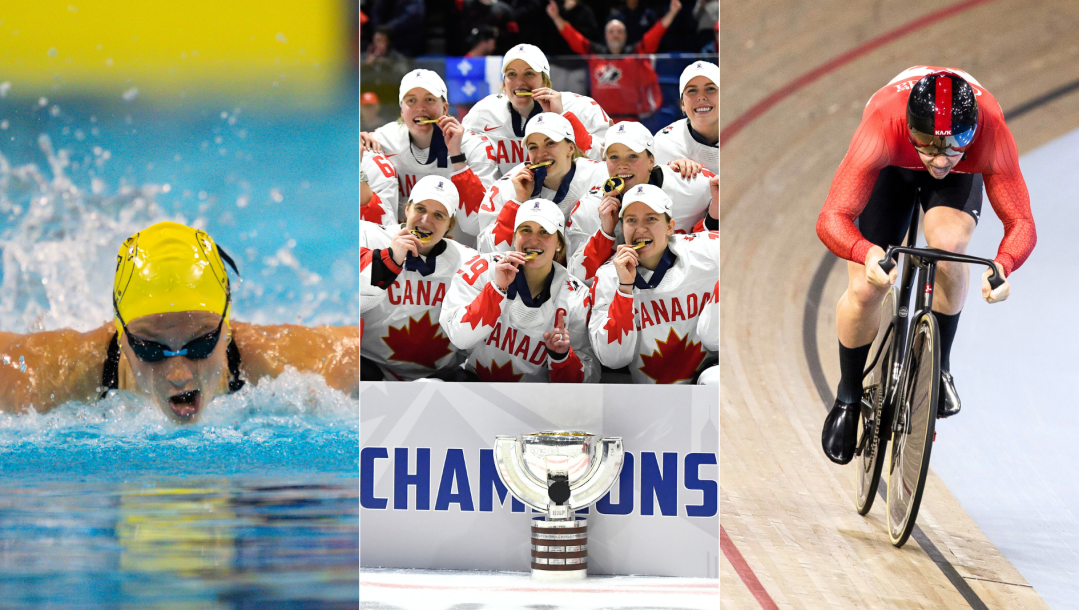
{"left": 886, "top": 312, "right": 940, "bottom": 548}
{"left": 855, "top": 288, "right": 897, "bottom": 515}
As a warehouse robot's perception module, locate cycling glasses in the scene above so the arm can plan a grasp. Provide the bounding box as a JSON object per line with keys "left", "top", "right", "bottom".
{"left": 908, "top": 126, "right": 976, "bottom": 157}
{"left": 114, "top": 295, "right": 229, "bottom": 363}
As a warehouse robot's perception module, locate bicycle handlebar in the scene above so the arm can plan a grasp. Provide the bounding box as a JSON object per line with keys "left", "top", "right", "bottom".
{"left": 877, "top": 246, "right": 1005, "bottom": 290}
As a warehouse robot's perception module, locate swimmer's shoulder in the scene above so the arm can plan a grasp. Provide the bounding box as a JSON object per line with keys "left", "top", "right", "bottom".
{"left": 0, "top": 323, "right": 115, "bottom": 413}
{"left": 230, "top": 321, "right": 358, "bottom": 397}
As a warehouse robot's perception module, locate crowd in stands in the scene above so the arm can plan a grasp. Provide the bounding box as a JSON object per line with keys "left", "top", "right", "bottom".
{"left": 360, "top": 0, "right": 718, "bottom": 59}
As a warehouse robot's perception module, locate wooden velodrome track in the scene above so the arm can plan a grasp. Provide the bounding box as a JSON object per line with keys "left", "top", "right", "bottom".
{"left": 720, "top": 1, "right": 1079, "bottom": 608}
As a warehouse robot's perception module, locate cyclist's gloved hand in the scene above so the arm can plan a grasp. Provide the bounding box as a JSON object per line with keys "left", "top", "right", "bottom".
{"left": 982, "top": 261, "right": 1010, "bottom": 304}
{"left": 864, "top": 245, "right": 897, "bottom": 288}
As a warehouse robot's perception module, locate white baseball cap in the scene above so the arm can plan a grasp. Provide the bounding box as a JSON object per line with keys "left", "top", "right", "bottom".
{"left": 409, "top": 175, "right": 460, "bottom": 214}
{"left": 399, "top": 69, "right": 449, "bottom": 103}
{"left": 525, "top": 113, "right": 574, "bottom": 144}
{"left": 514, "top": 198, "right": 564, "bottom": 237}
{"left": 679, "top": 60, "right": 719, "bottom": 95}
{"left": 604, "top": 121, "right": 655, "bottom": 156}
{"left": 501, "top": 44, "right": 550, "bottom": 76}
{"left": 619, "top": 183, "right": 672, "bottom": 218}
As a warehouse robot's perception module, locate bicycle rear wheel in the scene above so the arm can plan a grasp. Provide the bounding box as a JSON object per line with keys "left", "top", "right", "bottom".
{"left": 886, "top": 312, "right": 940, "bottom": 548}
{"left": 855, "top": 288, "right": 897, "bottom": 515}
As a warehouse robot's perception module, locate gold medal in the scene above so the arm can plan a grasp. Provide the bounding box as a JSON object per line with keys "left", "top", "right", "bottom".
{"left": 527, "top": 160, "right": 554, "bottom": 170}
{"left": 604, "top": 176, "right": 626, "bottom": 195}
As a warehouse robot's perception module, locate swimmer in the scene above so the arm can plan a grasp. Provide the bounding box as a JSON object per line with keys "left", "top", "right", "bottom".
{"left": 0, "top": 222, "right": 358, "bottom": 421}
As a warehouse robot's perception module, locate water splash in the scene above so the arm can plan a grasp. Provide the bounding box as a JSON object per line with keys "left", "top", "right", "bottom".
{"left": 0, "top": 369, "right": 358, "bottom": 478}
{"left": 0, "top": 133, "right": 350, "bottom": 331}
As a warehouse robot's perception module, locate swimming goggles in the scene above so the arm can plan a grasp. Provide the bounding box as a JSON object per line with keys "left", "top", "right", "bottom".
{"left": 114, "top": 294, "right": 229, "bottom": 362}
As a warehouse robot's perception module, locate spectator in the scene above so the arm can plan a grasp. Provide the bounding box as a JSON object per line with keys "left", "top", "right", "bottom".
{"left": 548, "top": 0, "right": 682, "bottom": 121}
{"left": 509, "top": 0, "right": 598, "bottom": 56}
{"left": 462, "top": 0, "right": 520, "bottom": 54}
{"left": 608, "top": 0, "right": 658, "bottom": 47}
{"left": 701, "top": 20, "right": 718, "bottom": 55}
{"left": 369, "top": 0, "right": 426, "bottom": 57}
{"left": 362, "top": 27, "right": 410, "bottom": 89}
{"left": 465, "top": 25, "right": 499, "bottom": 57}
{"left": 361, "top": 92, "right": 383, "bottom": 130}
{"left": 692, "top": 0, "right": 718, "bottom": 51}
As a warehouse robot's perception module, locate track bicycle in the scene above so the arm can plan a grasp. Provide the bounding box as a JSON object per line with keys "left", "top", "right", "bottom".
{"left": 852, "top": 213, "right": 1004, "bottom": 547}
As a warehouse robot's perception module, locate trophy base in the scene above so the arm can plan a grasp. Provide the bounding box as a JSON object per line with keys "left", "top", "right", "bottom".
{"left": 530, "top": 517, "right": 588, "bottom": 581}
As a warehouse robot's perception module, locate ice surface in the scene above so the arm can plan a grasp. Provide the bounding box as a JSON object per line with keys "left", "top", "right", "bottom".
{"left": 360, "top": 568, "right": 719, "bottom": 610}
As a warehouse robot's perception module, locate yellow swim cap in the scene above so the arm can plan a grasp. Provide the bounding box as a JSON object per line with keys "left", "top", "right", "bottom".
{"left": 113, "top": 222, "right": 231, "bottom": 332}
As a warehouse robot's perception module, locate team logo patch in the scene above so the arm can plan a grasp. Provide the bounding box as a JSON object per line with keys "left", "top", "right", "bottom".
{"left": 533, "top": 201, "right": 542, "bottom": 210}
{"left": 437, "top": 181, "right": 444, "bottom": 190}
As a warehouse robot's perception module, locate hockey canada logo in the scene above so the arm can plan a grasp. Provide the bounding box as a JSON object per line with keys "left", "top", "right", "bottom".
{"left": 596, "top": 64, "right": 623, "bottom": 86}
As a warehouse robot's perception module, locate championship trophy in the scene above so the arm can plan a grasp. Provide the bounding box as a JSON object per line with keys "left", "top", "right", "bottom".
{"left": 493, "top": 431, "right": 625, "bottom": 581}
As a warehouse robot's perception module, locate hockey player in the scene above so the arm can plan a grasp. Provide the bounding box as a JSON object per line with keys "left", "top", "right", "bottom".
{"left": 654, "top": 61, "right": 719, "bottom": 173}
{"left": 460, "top": 44, "right": 612, "bottom": 183}
{"left": 439, "top": 199, "right": 599, "bottom": 383}
{"left": 360, "top": 69, "right": 499, "bottom": 246}
{"left": 567, "top": 121, "right": 715, "bottom": 284}
{"left": 588, "top": 185, "right": 718, "bottom": 384}
{"left": 475, "top": 112, "right": 608, "bottom": 253}
{"left": 361, "top": 176, "right": 479, "bottom": 381}
{"left": 360, "top": 144, "right": 400, "bottom": 226}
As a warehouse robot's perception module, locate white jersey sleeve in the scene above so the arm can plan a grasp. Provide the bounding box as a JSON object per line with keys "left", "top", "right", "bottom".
{"left": 561, "top": 93, "right": 613, "bottom": 161}
{"left": 360, "top": 221, "right": 394, "bottom": 315}
{"left": 566, "top": 188, "right": 618, "bottom": 284}
{"left": 455, "top": 133, "right": 502, "bottom": 236}
{"left": 438, "top": 253, "right": 509, "bottom": 350}
{"left": 697, "top": 279, "right": 718, "bottom": 352}
{"left": 557, "top": 273, "right": 601, "bottom": 383}
{"left": 361, "top": 152, "right": 400, "bottom": 225}
{"left": 587, "top": 267, "right": 638, "bottom": 369}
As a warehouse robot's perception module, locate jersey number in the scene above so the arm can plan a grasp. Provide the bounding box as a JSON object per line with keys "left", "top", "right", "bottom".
{"left": 373, "top": 155, "right": 396, "bottom": 178}
{"left": 458, "top": 255, "right": 489, "bottom": 285}
{"left": 481, "top": 186, "right": 499, "bottom": 213}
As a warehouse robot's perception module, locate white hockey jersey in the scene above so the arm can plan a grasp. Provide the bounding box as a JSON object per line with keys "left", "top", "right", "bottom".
{"left": 361, "top": 151, "right": 401, "bottom": 226}
{"left": 360, "top": 221, "right": 478, "bottom": 380}
{"left": 475, "top": 158, "right": 608, "bottom": 253}
{"left": 588, "top": 232, "right": 719, "bottom": 384}
{"left": 372, "top": 121, "right": 500, "bottom": 241}
{"left": 653, "top": 119, "right": 719, "bottom": 173}
{"left": 461, "top": 92, "right": 612, "bottom": 177}
{"left": 566, "top": 164, "right": 715, "bottom": 284}
{"left": 439, "top": 254, "right": 599, "bottom": 383}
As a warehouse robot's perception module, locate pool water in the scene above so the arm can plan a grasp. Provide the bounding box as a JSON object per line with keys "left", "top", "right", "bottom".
{"left": 0, "top": 95, "right": 359, "bottom": 606}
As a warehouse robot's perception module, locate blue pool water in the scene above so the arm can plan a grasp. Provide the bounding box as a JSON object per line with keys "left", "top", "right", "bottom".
{"left": 0, "top": 92, "right": 359, "bottom": 606}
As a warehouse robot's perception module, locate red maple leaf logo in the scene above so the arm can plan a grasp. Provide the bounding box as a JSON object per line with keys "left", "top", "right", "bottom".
{"left": 360, "top": 193, "right": 385, "bottom": 222}
{"left": 581, "top": 233, "right": 613, "bottom": 281}
{"left": 604, "top": 293, "right": 635, "bottom": 344}
{"left": 475, "top": 359, "right": 524, "bottom": 382}
{"left": 492, "top": 200, "right": 520, "bottom": 247}
{"left": 381, "top": 312, "right": 453, "bottom": 369}
{"left": 460, "top": 284, "right": 504, "bottom": 330}
{"left": 639, "top": 328, "right": 707, "bottom": 384}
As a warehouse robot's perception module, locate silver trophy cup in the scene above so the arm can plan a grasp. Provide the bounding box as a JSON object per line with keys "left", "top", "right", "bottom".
{"left": 494, "top": 431, "right": 625, "bottom": 581}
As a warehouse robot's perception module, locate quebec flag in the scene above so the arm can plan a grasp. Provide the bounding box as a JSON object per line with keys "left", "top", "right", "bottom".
{"left": 445, "top": 56, "right": 504, "bottom": 104}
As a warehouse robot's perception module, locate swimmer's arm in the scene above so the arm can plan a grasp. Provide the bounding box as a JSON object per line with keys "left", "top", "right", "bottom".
{"left": 0, "top": 325, "right": 113, "bottom": 414}
{"left": 231, "top": 323, "right": 359, "bottom": 398}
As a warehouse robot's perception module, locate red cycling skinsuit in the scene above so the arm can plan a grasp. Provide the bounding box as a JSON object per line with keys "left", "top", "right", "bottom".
{"left": 816, "top": 66, "right": 1036, "bottom": 276}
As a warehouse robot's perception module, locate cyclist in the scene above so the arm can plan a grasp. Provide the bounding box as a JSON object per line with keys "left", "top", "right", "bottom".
{"left": 816, "top": 67, "right": 1036, "bottom": 464}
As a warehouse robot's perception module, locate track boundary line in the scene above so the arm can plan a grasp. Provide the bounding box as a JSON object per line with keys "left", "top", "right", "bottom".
{"left": 719, "top": 0, "right": 1001, "bottom": 147}
{"left": 720, "top": 525, "right": 780, "bottom": 610}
